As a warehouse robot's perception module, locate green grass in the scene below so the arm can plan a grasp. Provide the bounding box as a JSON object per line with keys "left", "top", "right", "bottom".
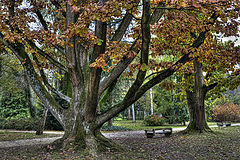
{"left": 112, "top": 120, "right": 217, "bottom": 131}
{"left": 0, "top": 131, "right": 62, "bottom": 141}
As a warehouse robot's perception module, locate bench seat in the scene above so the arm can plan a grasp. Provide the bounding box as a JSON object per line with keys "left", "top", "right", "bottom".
{"left": 217, "top": 121, "right": 231, "bottom": 127}
{"left": 145, "top": 128, "right": 172, "bottom": 138}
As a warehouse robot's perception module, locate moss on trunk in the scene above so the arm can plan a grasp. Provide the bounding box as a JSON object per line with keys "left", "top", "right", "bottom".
{"left": 48, "top": 118, "right": 123, "bottom": 157}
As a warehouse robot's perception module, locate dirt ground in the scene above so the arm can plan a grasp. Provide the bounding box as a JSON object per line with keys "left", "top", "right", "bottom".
{"left": 1, "top": 127, "right": 240, "bottom": 160}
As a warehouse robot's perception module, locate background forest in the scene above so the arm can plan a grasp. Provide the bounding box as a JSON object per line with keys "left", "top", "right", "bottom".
{"left": 1, "top": 53, "right": 239, "bottom": 131}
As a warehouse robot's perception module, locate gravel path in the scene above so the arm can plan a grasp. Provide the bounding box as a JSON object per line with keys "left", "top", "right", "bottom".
{"left": 0, "top": 137, "right": 60, "bottom": 148}
{"left": 1, "top": 123, "right": 239, "bottom": 149}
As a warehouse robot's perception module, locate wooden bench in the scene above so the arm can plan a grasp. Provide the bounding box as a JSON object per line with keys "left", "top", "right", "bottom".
{"left": 145, "top": 128, "right": 172, "bottom": 138}
{"left": 217, "top": 121, "right": 231, "bottom": 127}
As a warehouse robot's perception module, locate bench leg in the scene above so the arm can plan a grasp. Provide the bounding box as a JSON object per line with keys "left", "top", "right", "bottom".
{"left": 146, "top": 133, "right": 154, "bottom": 138}
{"left": 165, "top": 133, "right": 171, "bottom": 137}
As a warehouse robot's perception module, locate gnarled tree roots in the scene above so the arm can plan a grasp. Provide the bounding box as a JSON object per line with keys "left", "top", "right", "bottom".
{"left": 47, "top": 131, "right": 124, "bottom": 157}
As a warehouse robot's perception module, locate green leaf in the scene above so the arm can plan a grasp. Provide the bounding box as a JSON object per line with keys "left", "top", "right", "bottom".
{"left": 97, "top": 39, "right": 103, "bottom": 46}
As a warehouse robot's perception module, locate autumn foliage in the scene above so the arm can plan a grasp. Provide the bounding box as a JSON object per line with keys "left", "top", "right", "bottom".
{"left": 213, "top": 103, "right": 240, "bottom": 122}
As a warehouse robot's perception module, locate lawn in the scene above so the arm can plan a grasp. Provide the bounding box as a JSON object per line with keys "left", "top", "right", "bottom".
{"left": 0, "top": 131, "right": 62, "bottom": 141}
{"left": 1, "top": 126, "right": 239, "bottom": 159}
{"left": 112, "top": 120, "right": 217, "bottom": 130}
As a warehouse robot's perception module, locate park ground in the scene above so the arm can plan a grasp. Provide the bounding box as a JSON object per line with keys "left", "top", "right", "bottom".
{"left": 0, "top": 125, "right": 240, "bottom": 160}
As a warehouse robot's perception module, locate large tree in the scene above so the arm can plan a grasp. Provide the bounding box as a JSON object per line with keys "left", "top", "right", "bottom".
{"left": 0, "top": 0, "right": 239, "bottom": 155}
{"left": 183, "top": 39, "right": 240, "bottom": 133}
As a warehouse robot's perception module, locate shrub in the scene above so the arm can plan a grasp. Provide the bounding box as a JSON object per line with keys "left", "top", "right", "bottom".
{"left": 143, "top": 114, "right": 166, "bottom": 126}
{"left": 213, "top": 103, "right": 240, "bottom": 122}
{"left": 0, "top": 118, "right": 40, "bottom": 130}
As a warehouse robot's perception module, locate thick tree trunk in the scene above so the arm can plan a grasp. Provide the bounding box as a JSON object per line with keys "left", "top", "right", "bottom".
{"left": 184, "top": 60, "right": 211, "bottom": 133}
{"left": 50, "top": 115, "right": 123, "bottom": 156}
{"left": 185, "top": 90, "right": 211, "bottom": 133}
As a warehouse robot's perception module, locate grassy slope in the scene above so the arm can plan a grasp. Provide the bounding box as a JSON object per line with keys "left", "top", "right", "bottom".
{"left": 112, "top": 120, "right": 217, "bottom": 130}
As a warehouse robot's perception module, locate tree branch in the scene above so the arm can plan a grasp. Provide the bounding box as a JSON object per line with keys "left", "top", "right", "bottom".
{"left": 35, "top": 9, "right": 65, "bottom": 55}
{"left": 111, "top": 13, "right": 133, "bottom": 41}
{"left": 50, "top": 0, "right": 66, "bottom": 17}
{"left": 5, "top": 3, "right": 67, "bottom": 72}
{"left": 26, "top": 39, "right": 67, "bottom": 72}
{"left": 98, "top": 38, "right": 139, "bottom": 97}
{"left": 96, "top": 10, "right": 217, "bottom": 125}
{"left": 32, "top": 53, "right": 71, "bottom": 103}
{"left": 205, "top": 83, "right": 218, "bottom": 92}
{"left": 98, "top": 2, "right": 166, "bottom": 97}
{"left": 0, "top": 35, "right": 66, "bottom": 128}
{"left": 149, "top": 2, "right": 165, "bottom": 25}
{"left": 96, "top": 0, "right": 151, "bottom": 127}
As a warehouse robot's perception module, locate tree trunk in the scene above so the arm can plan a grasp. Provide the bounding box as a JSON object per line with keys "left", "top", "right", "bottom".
{"left": 108, "top": 119, "right": 113, "bottom": 127}
{"left": 184, "top": 60, "right": 211, "bottom": 133}
{"left": 36, "top": 107, "right": 48, "bottom": 135}
{"left": 108, "top": 95, "right": 113, "bottom": 127}
{"left": 144, "top": 93, "right": 147, "bottom": 119}
{"left": 51, "top": 113, "right": 123, "bottom": 156}
{"left": 132, "top": 104, "right": 135, "bottom": 123}
{"left": 23, "top": 72, "right": 36, "bottom": 118}
{"left": 150, "top": 88, "right": 154, "bottom": 115}
{"left": 128, "top": 108, "right": 131, "bottom": 120}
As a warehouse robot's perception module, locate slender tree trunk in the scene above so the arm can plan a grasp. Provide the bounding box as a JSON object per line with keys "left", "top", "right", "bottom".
{"left": 132, "top": 104, "right": 135, "bottom": 123}
{"left": 184, "top": 60, "right": 211, "bottom": 133}
{"left": 144, "top": 93, "right": 147, "bottom": 119}
{"left": 128, "top": 108, "right": 131, "bottom": 120}
{"left": 36, "top": 107, "right": 48, "bottom": 135}
{"left": 23, "top": 72, "right": 36, "bottom": 118}
{"left": 108, "top": 95, "right": 113, "bottom": 127}
{"left": 150, "top": 88, "right": 154, "bottom": 115}
{"left": 183, "top": 121, "right": 186, "bottom": 126}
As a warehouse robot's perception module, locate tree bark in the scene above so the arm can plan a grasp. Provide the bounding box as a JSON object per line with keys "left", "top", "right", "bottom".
{"left": 184, "top": 60, "right": 211, "bottom": 133}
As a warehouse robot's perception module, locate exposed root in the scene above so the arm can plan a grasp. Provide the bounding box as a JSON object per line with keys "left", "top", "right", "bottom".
{"left": 95, "top": 131, "right": 124, "bottom": 152}
{"left": 181, "top": 125, "right": 213, "bottom": 134}
{"left": 46, "top": 130, "right": 124, "bottom": 158}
